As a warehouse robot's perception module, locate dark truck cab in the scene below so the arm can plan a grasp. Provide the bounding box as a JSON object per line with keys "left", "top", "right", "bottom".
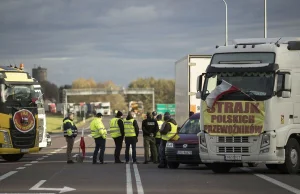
{"left": 165, "top": 113, "right": 201, "bottom": 169}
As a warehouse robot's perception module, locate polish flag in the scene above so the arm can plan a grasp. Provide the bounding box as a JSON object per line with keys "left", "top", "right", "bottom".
{"left": 205, "top": 80, "right": 239, "bottom": 108}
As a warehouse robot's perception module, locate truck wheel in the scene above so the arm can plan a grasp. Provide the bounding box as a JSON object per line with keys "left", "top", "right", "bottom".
{"left": 247, "top": 163, "right": 258, "bottom": 167}
{"left": 210, "top": 163, "right": 232, "bottom": 173}
{"left": 266, "top": 164, "right": 278, "bottom": 170}
{"left": 278, "top": 138, "right": 300, "bottom": 174}
{"left": 167, "top": 162, "right": 180, "bottom": 169}
{"left": 1, "top": 154, "right": 24, "bottom": 162}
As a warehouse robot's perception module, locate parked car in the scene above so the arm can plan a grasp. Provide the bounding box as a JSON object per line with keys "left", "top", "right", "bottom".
{"left": 165, "top": 113, "right": 201, "bottom": 169}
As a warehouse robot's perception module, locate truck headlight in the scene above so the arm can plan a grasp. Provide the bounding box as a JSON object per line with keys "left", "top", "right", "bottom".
{"left": 200, "top": 133, "right": 207, "bottom": 147}
{"left": 166, "top": 142, "right": 174, "bottom": 148}
{"left": 261, "top": 133, "right": 270, "bottom": 148}
{"left": 0, "top": 130, "right": 12, "bottom": 148}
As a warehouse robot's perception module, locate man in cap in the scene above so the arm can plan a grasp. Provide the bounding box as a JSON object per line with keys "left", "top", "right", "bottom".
{"left": 142, "top": 112, "right": 158, "bottom": 164}
{"left": 158, "top": 112, "right": 179, "bottom": 168}
{"left": 90, "top": 113, "right": 107, "bottom": 164}
{"left": 63, "top": 112, "right": 78, "bottom": 164}
{"left": 109, "top": 111, "right": 125, "bottom": 163}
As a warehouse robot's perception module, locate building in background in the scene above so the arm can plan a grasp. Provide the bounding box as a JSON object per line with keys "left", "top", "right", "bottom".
{"left": 32, "top": 65, "right": 47, "bottom": 82}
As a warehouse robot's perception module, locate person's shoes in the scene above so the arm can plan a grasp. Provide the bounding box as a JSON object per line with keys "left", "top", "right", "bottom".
{"left": 67, "top": 160, "right": 74, "bottom": 164}
{"left": 158, "top": 163, "right": 167, "bottom": 168}
{"left": 143, "top": 161, "right": 148, "bottom": 164}
{"left": 115, "top": 161, "right": 124, "bottom": 163}
{"left": 125, "top": 161, "right": 129, "bottom": 164}
{"left": 92, "top": 161, "right": 98, "bottom": 164}
{"left": 100, "top": 161, "right": 107, "bottom": 164}
{"left": 133, "top": 161, "right": 139, "bottom": 164}
{"left": 153, "top": 161, "right": 158, "bottom": 164}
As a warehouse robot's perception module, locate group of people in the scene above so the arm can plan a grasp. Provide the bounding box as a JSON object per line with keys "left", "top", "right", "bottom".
{"left": 63, "top": 110, "right": 179, "bottom": 168}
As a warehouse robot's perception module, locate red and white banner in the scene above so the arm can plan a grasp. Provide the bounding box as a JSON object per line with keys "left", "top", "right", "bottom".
{"left": 205, "top": 80, "right": 239, "bottom": 108}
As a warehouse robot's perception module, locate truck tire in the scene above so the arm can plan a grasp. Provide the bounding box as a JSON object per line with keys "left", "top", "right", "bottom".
{"left": 266, "top": 164, "right": 278, "bottom": 170}
{"left": 278, "top": 138, "right": 300, "bottom": 174}
{"left": 167, "top": 162, "right": 180, "bottom": 169}
{"left": 1, "top": 154, "right": 24, "bottom": 162}
{"left": 210, "top": 163, "right": 232, "bottom": 173}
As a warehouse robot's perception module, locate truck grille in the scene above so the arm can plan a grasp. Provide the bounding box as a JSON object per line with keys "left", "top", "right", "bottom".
{"left": 217, "top": 136, "right": 249, "bottom": 143}
{"left": 175, "top": 144, "right": 197, "bottom": 148}
{"left": 217, "top": 146, "right": 249, "bottom": 153}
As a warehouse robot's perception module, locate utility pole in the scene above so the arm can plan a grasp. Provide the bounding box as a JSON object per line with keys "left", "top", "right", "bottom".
{"left": 264, "top": 0, "right": 267, "bottom": 38}
{"left": 222, "top": 0, "right": 228, "bottom": 46}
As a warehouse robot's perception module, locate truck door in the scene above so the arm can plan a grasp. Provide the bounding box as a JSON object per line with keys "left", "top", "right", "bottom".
{"left": 292, "top": 73, "right": 300, "bottom": 124}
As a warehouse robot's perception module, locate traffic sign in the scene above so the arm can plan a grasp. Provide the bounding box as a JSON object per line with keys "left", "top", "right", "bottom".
{"left": 156, "top": 104, "right": 176, "bottom": 115}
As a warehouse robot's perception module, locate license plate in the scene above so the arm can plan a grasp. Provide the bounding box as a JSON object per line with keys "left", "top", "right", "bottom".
{"left": 177, "top": 151, "right": 192, "bottom": 155}
{"left": 224, "top": 155, "right": 242, "bottom": 161}
{"left": 20, "top": 149, "right": 29, "bottom": 153}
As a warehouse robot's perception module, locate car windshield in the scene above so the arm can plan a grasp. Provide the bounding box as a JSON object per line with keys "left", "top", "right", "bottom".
{"left": 1, "top": 84, "right": 41, "bottom": 102}
{"left": 211, "top": 52, "right": 275, "bottom": 64}
{"left": 179, "top": 118, "right": 200, "bottom": 134}
{"left": 202, "top": 72, "right": 274, "bottom": 100}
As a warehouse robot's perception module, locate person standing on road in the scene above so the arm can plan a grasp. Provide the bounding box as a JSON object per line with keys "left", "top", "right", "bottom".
{"left": 142, "top": 112, "right": 158, "bottom": 164}
{"left": 109, "top": 111, "right": 125, "bottom": 163}
{"left": 90, "top": 113, "right": 107, "bottom": 164}
{"left": 123, "top": 111, "right": 139, "bottom": 164}
{"left": 63, "top": 112, "right": 78, "bottom": 164}
{"left": 158, "top": 112, "right": 179, "bottom": 168}
{"left": 155, "top": 114, "right": 163, "bottom": 162}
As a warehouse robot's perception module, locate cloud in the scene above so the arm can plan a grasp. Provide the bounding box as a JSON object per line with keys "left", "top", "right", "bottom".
{"left": 0, "top": 0, "right": 299, "bottom": 87}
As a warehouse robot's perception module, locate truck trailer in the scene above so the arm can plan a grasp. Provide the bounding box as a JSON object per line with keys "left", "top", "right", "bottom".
{"left": 175, "top": 55, "right": 211, "bottom": 126}
{"left": 197, "top": 37, "right": 300, "bottom": 174}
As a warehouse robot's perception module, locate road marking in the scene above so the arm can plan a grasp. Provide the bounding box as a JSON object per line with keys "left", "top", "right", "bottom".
{"left": 126, "top": 164, "right": 133, "bottom": 194}
{"left": 16, "top": 167, "right": 26, "bottom": 170}
{"left": 47, "top": 153, "right": 53, "bottom": 156}
{"left": 29, "top": 180, "right": 76, "bottom": 193}
{"left": 30, "top": 161, "right": 39, "bottom": 164}
{"left": 37, "top": 158, "right": 44, "bottom": 161}
{"left": 241, "top": 168, "right": 300, "bottom": 194}
{"left": 0, "top": 171, "right": 18, "bottom": 182}
{"left": 43, "top": 155, "right": 49, "bottom": 158}
{"left": 0, "top": 193, "right": 55, "bottom": 194}
{"left": 24, "top": 164, "right": 32, "bottom": 166}
{"left": 133, "top": 164, "right": 144, "bottom": 194}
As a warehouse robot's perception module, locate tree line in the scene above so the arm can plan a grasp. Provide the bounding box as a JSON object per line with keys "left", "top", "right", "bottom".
{"left": 40, "top": 77, "right": 175, "bottom": 112}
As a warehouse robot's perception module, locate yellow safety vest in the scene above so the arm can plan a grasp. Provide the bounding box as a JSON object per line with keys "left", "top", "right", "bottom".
{"left": 63, "top": 119, "right": 77, "bottom": 137}
{"left": 90, "top": 118, "right": 107, "bottom": 139}
{"left": 156, "top": 120, "right": 164, "bottom": 138}
{"left": 123, "top": 119, "right": 136, "bottom": 137}
{"left": 162, "top": 122, "right": 179, "bottom": 141}
{"left": 109, "top": 118, "right": 122, "bottom": 138}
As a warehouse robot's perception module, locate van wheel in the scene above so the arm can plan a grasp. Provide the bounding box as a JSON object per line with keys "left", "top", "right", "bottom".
{"left": 210, "top": 163, "right": 232, "bottom": 173}
{"left": 1, "top": 154, "right": 24, "bottom": 162}
{"left": 247, "top": 163, "right": 258, "bottom": 167}
{"left": 278, "top": 138, "right": 300, "bottom": 174}
{"left": 266, "top": 164, "right": 278, "bottom": 170}
{"left": 167, "top": 162, "right": 180, "bottom": 169}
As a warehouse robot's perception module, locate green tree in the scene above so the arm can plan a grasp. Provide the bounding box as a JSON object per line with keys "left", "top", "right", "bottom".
{"left": 126, "top": 77, "right": 175, "bottom": 112}
{"left": 40, "top": 81, "right": 59, "bottom": 102}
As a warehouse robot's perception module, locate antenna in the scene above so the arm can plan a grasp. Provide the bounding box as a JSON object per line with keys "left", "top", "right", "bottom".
{"left": 275, "top": 37, "right": 282, "bottom": 45}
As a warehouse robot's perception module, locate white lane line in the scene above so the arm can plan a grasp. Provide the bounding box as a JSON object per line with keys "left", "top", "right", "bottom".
{"left": 24, "top": 164, "right": 32, "bottom": 166}
{"left": 50, "top": 151, "right": 56, "bottom": 154}
{"left": 47, "top": 153, "right": 53, "bottom": 156}
{"left": 241, "top": 168, "right": 300, "bottom": 194}
{"left": 30, "top": 161, "right": 39, "bottom": 164}
{"left": 126, "top": 164, "right": 133, "bottom": 194}
{"left": 0, "top": 171, "right": 18, "bottom": 182}
{"left": 16, "top": 167, "right": 26, "bottom": 170}
{"left": 43, "top": 155, "right": 49, "bottom": 158}
{"left": 37, "top": 158, "right": 44, "bottom": 161}
{"left": 133, "top": 164, "right": 144, "bottom": 194}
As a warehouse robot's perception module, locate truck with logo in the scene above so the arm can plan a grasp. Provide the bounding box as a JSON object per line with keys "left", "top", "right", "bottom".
{"left": 196, "top": 37, "right": 300, "bottom": 174}
{"left": 97, "top": 102, "right": 111, "bottom": 116}
{"left": 0, "top": 64, "right": 43, "bottom": 161}
{"left": 175, "top": 55, "right": 211, "bottom": 126}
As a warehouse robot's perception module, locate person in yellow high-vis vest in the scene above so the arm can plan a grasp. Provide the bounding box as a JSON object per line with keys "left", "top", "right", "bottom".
{"left": 155, "top": 114, "right": 164, "bottom": 162}
{"left": 109, "top": 111, "right": 125, "bottom": 163}
{"left": 158, "top": 112, "right": 179, "bottom": 168}
{"left": 123, "top": 111, "right": 139, "bottom": 164}
{"left": 90, "top": 113, "right": 107, "bottom": 164}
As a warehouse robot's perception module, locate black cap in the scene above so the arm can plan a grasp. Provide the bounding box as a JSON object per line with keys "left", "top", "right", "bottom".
{"left": 152, "top": 111, "right": 157, "bottom": 116}
{"left": 116, "top": 111, "right": 123, "bottom": 117}
{"left": 164, "top": 112, "right": 170, "bottom": 116}
{"left": 96, "top": 113, "right": 103, "bottom": 117}
{"left": 157, "top": 114, "right": 162, "bottom": 120}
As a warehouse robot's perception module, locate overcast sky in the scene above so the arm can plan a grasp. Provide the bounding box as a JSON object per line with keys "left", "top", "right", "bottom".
{"left": 0, "top": 0, "right": 299, "bottom": 87}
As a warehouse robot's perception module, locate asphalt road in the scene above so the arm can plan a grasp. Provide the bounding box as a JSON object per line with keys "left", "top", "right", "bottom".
{"left": 1, "top": 116, "right": 300, "bottom": 194}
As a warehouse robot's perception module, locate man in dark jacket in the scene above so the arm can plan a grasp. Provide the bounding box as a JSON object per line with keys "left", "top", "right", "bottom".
{"left": 158, "top": 112, "right": 177, "bottom": 168}
{"left": 63, "top": 112, "right": 78, "bottom": 164}
{"left": 142, "top": 112, "right": 158, "bottom": 164}
{"left": 124, "top": 111, "right": 140, "bottom": 164}
{"left": 109, "top": 111, "right": 125, "bottom": 163}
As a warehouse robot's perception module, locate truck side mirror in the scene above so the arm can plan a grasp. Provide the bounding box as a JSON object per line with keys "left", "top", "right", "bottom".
{"left": 196, "top": 75, "right": 202, "bottom": 92}
{"left": 276, "top": 72, "right": 291, "bottom": 98}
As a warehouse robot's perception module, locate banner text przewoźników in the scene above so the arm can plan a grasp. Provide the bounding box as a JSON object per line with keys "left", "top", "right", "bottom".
{"left": 202, "top": 101, "right": 265, "bottom": 136}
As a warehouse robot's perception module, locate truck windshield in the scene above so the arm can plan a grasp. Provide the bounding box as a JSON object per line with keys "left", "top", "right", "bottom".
{"left": 179, "top": 118, "right": 200, "bottom": 134}
{"left": 1, "top": 84, "right": 39, "bottom": 102}
{"left": 202, "top": 72, "right": 274, "bottom": 100}
{"left": 211, "top": 52, "right": 275, "bottom": 64}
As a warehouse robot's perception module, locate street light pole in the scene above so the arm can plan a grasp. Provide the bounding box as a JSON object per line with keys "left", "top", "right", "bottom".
{"left": 264, "top": 0, "right": 267, "bottom": 38}
{"left": 222, "top": 0, "right": 228, "bottom": 46}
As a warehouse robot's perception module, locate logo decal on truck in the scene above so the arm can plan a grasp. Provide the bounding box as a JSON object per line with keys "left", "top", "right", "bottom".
{"left": 13, "top": 109, "right": 35, "bottom": 133}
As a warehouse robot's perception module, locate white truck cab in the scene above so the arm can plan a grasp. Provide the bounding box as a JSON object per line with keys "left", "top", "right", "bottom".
{"left": 196, "top": 37, "right": 300, "bottom": 174}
